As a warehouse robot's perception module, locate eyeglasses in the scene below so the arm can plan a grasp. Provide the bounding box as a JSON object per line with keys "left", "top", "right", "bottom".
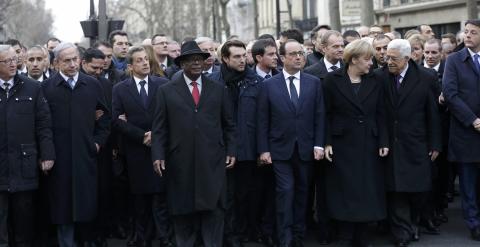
{"left": 0, "top": 58, "right": 18, "bottom": 65}
{"left": 287, "top": 51, "right": 305, "bottom": 57}
{"left": 152, "top": 41, "right": 168, "bottom": 46}
{"left": 385, "top": 56, "right": 404, "bottom": 62}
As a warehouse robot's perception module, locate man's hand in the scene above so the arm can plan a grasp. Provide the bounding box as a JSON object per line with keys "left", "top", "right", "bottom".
{"left": 226, "top": 156, "right": 236, "bottom": 169}
{"left": 259, "top": 152, "right": 272, "bottom": 165}
{"left": 438, "top": 93, "right": 445, "bottom": 105}
{"left": 95, "top": 110, "right": 104, "bottom": 120}
{"left": 40, "top": 160, "right": 54, "bottom": 175}
{"left": 118, "top": 114, "right": 127, "bottom": 122}
{"left": 143, "top": 131, "right": 151, "bottom": 146}
{"left": 429, "top": 150, "right": 439, "bottom": 162}
{"left": 314, "top": 148, "right": 324, "bottom": 160}
{"left": 153, "top": 160, "right": 165, "bottom": 176}
{"left": 473, "top": 118, "right": 480, "bottom": 132}
{"left": 379, "top": 147, "right": 389, "bottom": 157}
{"left": 325, "top": 145, "right": 333, "bottom": 162}
{"left": 95, "top": 143, "right": 100, "bottom": 153}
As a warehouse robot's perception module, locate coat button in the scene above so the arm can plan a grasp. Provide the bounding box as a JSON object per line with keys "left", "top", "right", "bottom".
{"left": 194, "top": 109, "right": 198, "bottom": 112}
{"left": 358, "top": 120, "right": 363, "bottom": 123}
{"left": 23, "top": 152, "right": 26, "bottom": 155}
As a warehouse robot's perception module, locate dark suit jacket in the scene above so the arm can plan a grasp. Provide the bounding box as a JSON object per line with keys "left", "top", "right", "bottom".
{"left": 304, "top": 59, "right": 343, "bottom": 81}
{"left": 112, "top": 75, "right": 168, "bottom": 194}
{"left": 375, "top": 61, "right": 441, "bottom": 192}
{"left": 443, "top": 47, "right": 480, "bottom": 162}
{"left": 151, "top": 74, "right": 235, "bottom": 215}
{"left": 257, "top": 72, "right": 325, "bottom": 161}
{"left": 305, "top": 50, "right": 324, "bottom": 67}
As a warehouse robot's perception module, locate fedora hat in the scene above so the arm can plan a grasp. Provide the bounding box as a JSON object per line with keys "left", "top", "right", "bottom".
{"left": 174, "top": 41, "right": 210, "bottom": 66}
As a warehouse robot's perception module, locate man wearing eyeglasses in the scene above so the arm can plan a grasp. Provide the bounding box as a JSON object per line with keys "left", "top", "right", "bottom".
{"left": 151, "top": 34, "right": 174, "bottom": 72}
{"left": 0, "top": 45, "right": 55, "bottom": 247}
{"left": 257, "top": 39, "right": 325, "bottom": 247}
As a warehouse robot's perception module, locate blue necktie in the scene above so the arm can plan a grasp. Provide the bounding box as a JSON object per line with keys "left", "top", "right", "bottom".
{"left": 139, "top": 80, "right": 148, "bottom": 108}
{"left": 288, "top": 76, "right": 298, "bottom": 109}
{"left": 264, "top": 74, "right": 271, "bottom": 79}
{"left": 473, "top": 54, "right": 480, "bottom": 73}
{"left": 67, "top": 77, "right": 75, "bottom": 89}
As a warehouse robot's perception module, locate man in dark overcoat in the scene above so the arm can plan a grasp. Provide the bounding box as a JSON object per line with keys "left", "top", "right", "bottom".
{"left": 151, "top": 41, "right": 236, "bottom": 247}
{"left": 375, "top": 39, "right": 441, "bottom": 247}
{"left": 112, "top": 46, "right": 171, "bottom": 247}
{"left": 42, "top": 42, "right": 110, "bottom": 247}
{"left": 0, "top": 45, "right": 55, "bottom": 247}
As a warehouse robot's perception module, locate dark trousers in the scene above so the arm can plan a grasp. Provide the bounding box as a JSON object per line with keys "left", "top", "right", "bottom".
{"left": 337, "top": 221, "right": 370, "bottom": 246}
{"left": 224, "top": 169, "right": 236, "bottom": 242}
{"left": 314, "top": 161, "right": 332, "bottom": 240}
{"left": 273, "top": 146, "right": 312, "bottom": 245}
{"left": 0, "top": 191, "right": 35, "bottom": 247}
{"left": 458, "top": 162, "right": 480, "bottom": 229}
{"left": 95, "top": 144, "right": 113, "bottom": 240}
{"left": 57, "top": 222, "right": 98, "bottom": 247}
{"left": 388, "top": 192, "right": 427, "bottom": 242}
{"left": 234, "top": 161, "right": 275, "bottom": 239}
{"left": 173, "top": 208, "right": 224, "bottom": 247}
{"left": 133, "top": 193, "right": 169, "bottom": 242}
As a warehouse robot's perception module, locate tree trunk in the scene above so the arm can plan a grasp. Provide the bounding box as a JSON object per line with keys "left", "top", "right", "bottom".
{"left": 253, "top": 0, "right": 259, "bottom": 38}
{"left": 361, "top": 0, "right": 375, "bottom": 26}
{"left": 329, "top": 0, "right": 341, "bottom": 31}
{"left": 219, "top": 0, "right": 231, "bottom": 39}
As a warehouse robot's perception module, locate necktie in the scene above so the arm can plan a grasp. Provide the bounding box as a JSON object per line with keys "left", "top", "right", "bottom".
{"left": 330, "top": 65, "right": 338, "bottom": 71}
{"left": 67, "top": 77, "right": 75, "bottom": 89}
{"left": 139, "top": 80, "right": 148, "bottom": 108}
{"left": 3, "top": 82, "right": 10, "bottom": 98}
{"left": 288, "top": 76, "right": 298, "bottom": 109}
{"left": 203, "top": 71, "right": 209, "bottom": 75}
{"left": 473, "top": 54, "right": 480, "bottom": 73}
{"left": 394, "top": 75, "right": 402, "bottom": 90}
{"left": 191, "top": 81, "right": 200, "bottom": 106}
{"left": 161, "top": 64, "right": 166, "bottom": 71}
{"left": 264, "top": 74, "right": 271, "bottom": 79}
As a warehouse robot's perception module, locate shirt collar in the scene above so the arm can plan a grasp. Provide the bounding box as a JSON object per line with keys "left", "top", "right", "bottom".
{"left": 282, "top": 69, "right": 301, "bottom": 81}
{"left": 468, "top": 48, "right": 480, "bottom": 58}
{"left": 256, "top": 65, "right": 271, "bottom": 78}
{"left": 423, "top": 60, "right": 440, "bottom": 71}
{"left": 59, "top": 71, "right": 79, "bottom": 83}
{"left": 399, "top": 63, "right": 409, "bottom": 79}
{"left": 133, "top": 75, "right": 149, "bottom": 85}
{"left": 203, "top": 65, "right": 214, "bottom": 74}
{"left": 0, "top": 77, "right": 14, "bottom": 87}
{"left": 323, "top": 57, "right": 341, "bottom": 70}
{"left": 183, "top": 74, "right": 202, "bottom": 86}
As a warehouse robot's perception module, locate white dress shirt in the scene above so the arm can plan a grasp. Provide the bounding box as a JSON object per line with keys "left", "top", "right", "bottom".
{"left": 184, "top": 74, "right": 202, "bottom": 94}
{"left": 133, "top": 76, "right": 149, "bottom": 95}
{"left": 59, "top": 72, "right": 79, "bottom": 87}
{"left": 423, "top": 61, "right": 440, "bottom": 72}
{"left": 324, "top": 57, "right": 341, "bottom": 72}
{"left": 256, "top": 66, "right": 272, "bottom": 79}
{"left": 282, "top": 70, "right": 300, "bottom": 97}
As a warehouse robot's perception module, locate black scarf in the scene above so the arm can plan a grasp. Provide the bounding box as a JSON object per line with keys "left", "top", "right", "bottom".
{"left": 221, "top": 63, "right": 247, "bottom": 88}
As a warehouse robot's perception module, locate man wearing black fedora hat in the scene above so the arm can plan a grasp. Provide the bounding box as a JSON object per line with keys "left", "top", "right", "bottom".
{"left": 151, "top": 41, "right": 236, "bottom": 247}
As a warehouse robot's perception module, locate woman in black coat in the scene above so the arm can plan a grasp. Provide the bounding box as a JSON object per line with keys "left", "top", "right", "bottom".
{"left": 323, "top": 39, "right": 389, "bottom": 247}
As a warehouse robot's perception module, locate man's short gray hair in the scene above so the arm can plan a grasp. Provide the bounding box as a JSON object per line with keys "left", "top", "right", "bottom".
{"left": 53, "top": 42, "right": 77, "bottom": 59}
{"left": 387, "top": 39, "right": 411, "bottom": 58}
{"left": 195, "top": 37, "right": 213, "bottom": 46}
{"left": 0, "top": 45, "right": 11, "bottom": 54}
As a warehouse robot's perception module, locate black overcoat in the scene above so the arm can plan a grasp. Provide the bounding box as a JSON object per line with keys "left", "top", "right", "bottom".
{"left": 151, "top": 74, "right": 236, "bottom": 215}
{"left": 42, "top": 72, "right": 110, "bottom": 224}
{"left": 112, "top": 75, "right": 168, "bottom": 194}
{"left": 375, "top": 61, "right": 441, "bottom": 192}
{"left": 323, "top": 68, "right": 388, "bottom": 222}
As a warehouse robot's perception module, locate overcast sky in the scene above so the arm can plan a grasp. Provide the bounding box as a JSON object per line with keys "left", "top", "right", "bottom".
{"left": 45, "top": 0, "right": 90, "bottom": 43}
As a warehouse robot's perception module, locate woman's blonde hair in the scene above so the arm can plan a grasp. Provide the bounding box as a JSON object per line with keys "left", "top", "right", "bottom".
{"left": 343, "top": 39, "right": 374, "bottom": 64}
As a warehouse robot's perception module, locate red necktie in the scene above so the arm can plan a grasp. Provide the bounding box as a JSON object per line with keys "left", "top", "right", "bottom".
{"left": 191, "top": 81, "right": 200, "bottom": 106}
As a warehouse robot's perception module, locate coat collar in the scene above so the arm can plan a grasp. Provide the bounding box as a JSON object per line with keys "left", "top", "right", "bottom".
{"left": 173, "top": 73, "right": 213, "bottom": 108}
{"left": 331, "top": 67, "right": 376, "bottom": 113}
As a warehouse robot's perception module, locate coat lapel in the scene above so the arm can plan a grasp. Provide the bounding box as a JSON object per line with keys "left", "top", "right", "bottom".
{"left": 198, "top": 75, "right": 213, "bottom": 108}
{"left": 173, "top": 75, "right": 196, "bottom": 107}
{"left": 126, "top": 78, "right": 145, "bottom": 109}
{"left": 276, "top": 74, "right": 296, "bottom": 113}
{"left": 333, "top": 70, "right": 364, "bottom": 113}
{"left": 357, "top": 73, "right": 376, "bottom": 103}
{"left": 397, "top": 62, "right": 420, "bottom": 106}
{"left": 460, "top": 48, "right": 480, "bottom": 77}
{"left": 146, "top": 76, "right": 157, "bottom": 109}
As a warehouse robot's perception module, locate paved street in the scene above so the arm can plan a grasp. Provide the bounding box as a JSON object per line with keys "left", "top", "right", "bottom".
{"left": 109, "top": 194, "right": 480, "bottom": 247}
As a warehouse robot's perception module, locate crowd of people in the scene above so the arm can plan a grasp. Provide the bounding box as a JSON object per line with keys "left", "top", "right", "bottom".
{"left": 0, "top": 17, "right": 479, "bottom": 247}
